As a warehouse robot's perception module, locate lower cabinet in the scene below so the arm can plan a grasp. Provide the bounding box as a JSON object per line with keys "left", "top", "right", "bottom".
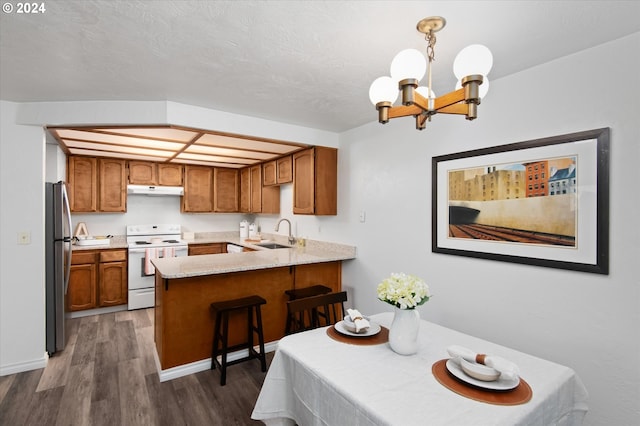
{"left": 188, "top": 242, "right": 226, "bottom": 256}
{"left": 68, "top": 249, "right": 128, "bottom": 311}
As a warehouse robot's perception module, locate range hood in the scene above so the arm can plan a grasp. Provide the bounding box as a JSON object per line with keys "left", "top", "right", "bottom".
{"left": 127, "top": 185, "right": 184, "bottom": 196}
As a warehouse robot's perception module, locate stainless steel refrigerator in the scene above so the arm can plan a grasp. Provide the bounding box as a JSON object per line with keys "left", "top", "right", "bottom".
{"left": 45, "top": 181, "right": 72, "bottom": 355}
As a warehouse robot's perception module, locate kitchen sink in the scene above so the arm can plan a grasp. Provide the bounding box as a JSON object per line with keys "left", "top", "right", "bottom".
{"left": 255, "top": 242, "right": 292, "bottom": 249}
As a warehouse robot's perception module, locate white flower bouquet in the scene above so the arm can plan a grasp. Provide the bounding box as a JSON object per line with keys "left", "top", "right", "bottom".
{"left": 377, "top": 273, "right": 430, "bottom": 309}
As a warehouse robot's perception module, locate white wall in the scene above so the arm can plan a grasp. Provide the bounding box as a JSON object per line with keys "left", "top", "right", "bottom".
{"left": 332, "top": 34, "right": 640, "bottom": 426}
{"left": 0, "top": 101, "right": 48, "bottom": 373}
{"left": 1, "top": 33, "right": 638, "bottom": 426}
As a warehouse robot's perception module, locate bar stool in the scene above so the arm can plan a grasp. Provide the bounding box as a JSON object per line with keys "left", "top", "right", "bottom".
{"left": 210, "top": 295, "right": 267, "bottom": 386}
{"left": 284, "top": 285, "right": 332, "bottom": 334}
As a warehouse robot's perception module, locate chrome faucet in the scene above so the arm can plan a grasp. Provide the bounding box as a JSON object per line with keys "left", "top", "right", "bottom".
{"left": 275, "top": 218, "right": 296, "bottom": 246}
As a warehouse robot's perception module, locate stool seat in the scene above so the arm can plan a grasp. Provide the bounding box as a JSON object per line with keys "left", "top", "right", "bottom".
{"left": 210, "top": 295, "right": 267, "bottom": 386}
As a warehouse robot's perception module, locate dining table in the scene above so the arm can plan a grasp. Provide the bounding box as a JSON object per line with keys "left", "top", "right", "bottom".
{"left": 251, "top": 312, "right": 588, "bottom": 426}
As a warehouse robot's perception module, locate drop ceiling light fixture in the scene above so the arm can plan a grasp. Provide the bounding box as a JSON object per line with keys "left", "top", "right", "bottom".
{"left": 369, "top": 16, "right": 493, "bottom": 130}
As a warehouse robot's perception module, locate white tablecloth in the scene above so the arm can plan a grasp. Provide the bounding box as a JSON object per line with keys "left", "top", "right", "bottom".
{"left": 252, "top": 313, "right": 588, "bottom": 426}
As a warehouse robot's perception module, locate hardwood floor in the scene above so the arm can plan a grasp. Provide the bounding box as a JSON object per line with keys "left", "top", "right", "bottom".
{"left": 0, "top": 308, "right": 273, "bottom": 425}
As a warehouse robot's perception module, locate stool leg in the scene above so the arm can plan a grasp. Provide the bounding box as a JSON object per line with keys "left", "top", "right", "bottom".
{"left": 255, "top": 305, "right": 267, "bottom": 372}
{"left": 211, "top": 311, "right": 221, "bottom": 370}
{"left": 219, "top": 312, "right": 229, "bottom": 386}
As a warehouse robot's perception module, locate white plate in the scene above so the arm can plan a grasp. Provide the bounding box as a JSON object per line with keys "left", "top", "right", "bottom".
{"left": 445, "top": 359, "right": 520, "bottom": 391}
{"left": 334, "top": 320, "right": 381, "bottom": 337}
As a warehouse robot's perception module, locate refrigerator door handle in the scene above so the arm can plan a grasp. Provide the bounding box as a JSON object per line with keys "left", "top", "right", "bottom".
{"left": 61, "top": 182, "right": 72, "bottom": 294}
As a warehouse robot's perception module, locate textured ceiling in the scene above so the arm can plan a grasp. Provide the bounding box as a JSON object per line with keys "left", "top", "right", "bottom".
{"left": 2, "top": 1, "right": 640, "bottom": 133}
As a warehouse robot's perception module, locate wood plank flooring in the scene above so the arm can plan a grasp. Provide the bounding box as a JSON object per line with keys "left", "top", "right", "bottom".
{"left": 0, "top": 308, "right": 273, "bottom": 425}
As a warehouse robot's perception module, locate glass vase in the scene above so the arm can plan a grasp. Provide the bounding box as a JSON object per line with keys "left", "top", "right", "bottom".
{"left": 388, "top": 307, "right": 420, "bottom": 355}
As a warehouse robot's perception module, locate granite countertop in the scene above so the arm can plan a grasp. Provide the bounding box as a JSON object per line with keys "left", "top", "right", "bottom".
{"left": 71, "top": 235, "right": 128, "bottom": 250}
{"left": 151, "top": 236, "right": 356, "bottom": 279}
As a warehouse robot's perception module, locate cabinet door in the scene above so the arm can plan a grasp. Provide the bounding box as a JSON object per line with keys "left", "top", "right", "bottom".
{"left": 68, "top": 156, "right": 98, "bottom": 212}
{"left": 263, "top": 161, "right": 277, "bottom": 186}
{"left": 293, "top": 147, "right": 337, "bottom": 215}
{"left": 98, "top": 158, "right": 127, "bottom": 212}
{"left": 67, "top": 263, "right": 97, "bottom": 311}
{"left": 99, "top": 261, "right": 127, "bottom": 306}
{"left": 188, "top": 243, "right": 226, "bottom": 255}
{"left": 277, "top": 155, "right": 293, "bottom": 184}
{"left": 250, "top": 165, "right": 262, "bottom": 213}
{"left": 128, "top": 161, "right": 157, "bottom": 185}
{"left": 158, "top": 163, "right": 183, "bottom": 186}
{"left": 213, "top": 168, "right": 239, "bottom": 212}
{"left": 293, "top": 149, "right": 315, "bottom": 214}
{"left": 182, "top": 166, "right": 214, "bottom": 212}
{"left": 239, "top": 167, "right": 251, "bottom": 213}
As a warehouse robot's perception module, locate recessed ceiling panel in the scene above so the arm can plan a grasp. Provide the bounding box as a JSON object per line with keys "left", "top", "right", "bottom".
{"left": 93, "top": 127, "right": 199, "bottom": 142}
{"left": 49, "top": 125, "right": 310, "bottom": 167}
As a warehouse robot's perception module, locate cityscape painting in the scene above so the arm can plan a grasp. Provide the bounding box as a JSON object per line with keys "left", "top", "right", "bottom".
{"left": 447, "top": 156, "right": 578, "bottom": 248}
{"left": 432, "top": 128, "right": 610, "bottom": 274}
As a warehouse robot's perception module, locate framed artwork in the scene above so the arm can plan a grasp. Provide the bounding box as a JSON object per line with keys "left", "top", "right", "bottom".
{"left": 432, "top": 128, "right": 609, "bottom": 274}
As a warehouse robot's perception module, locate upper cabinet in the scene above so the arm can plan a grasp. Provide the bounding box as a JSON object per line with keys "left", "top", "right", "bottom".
{"left": 68, "top": 156, "right": 98, "bottom": 212}
{"left": 263, "top": 155, "right": 293, "bottom": 186}
{"left": 213, "top": 168, "right": 239, "bottom": 212}
{"left": 241, "top": 165, "right": 279, "bottom": 214}
{"left": 67, "top": 156, "right": 126, "bottom": 212}
{"left": 182, "top": 165, "right": 214, "bottom": 212}
{"left": 98, "top": 158, "right": 127, "bottom": 212}
{"left": 128, "top": 161, "right": 183, "bottom": 186}
{"left": 128, "top": 161, "right": 157, "bottom": 185}
{"left": 293, "top": 147, "right": 337, "bottom": 215}
{"left": 66, "top": 146, "right": 335, "bottom": 215}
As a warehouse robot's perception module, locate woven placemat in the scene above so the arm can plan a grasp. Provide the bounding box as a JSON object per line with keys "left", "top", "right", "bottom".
{"left": 326, "top": 325, "right": 389, "bottom": 345}
{"left": 432, "top": 359, "right": 532, "bottom": 405}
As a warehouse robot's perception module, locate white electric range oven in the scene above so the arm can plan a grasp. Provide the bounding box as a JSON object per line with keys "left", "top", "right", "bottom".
{"left": 126, "top": 224, "right": 188, "bottom": 310}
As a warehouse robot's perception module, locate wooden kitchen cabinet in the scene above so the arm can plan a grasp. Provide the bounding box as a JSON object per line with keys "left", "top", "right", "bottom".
{"left": 67, "top": 156, "right": 127, "bottom": 213}
{"left": 98, "top": 158, "right": 127, "bottom": 212}
{"left": 213, "top": 168, "right": 239, "bottom": 212}
{"left": 182, "top": 165, "right": 214, "bottom": 212}
{"left": 293, "top": 147, "right": 337, "bottom": 215}
{"left": 263, "top": 155, "right": 293, "bottom": 186}
{"left": 68, "top": 252, "right": 98, "bottom": 311}
{"left": 240, "top": 165, "right": 279, "bottom": 213}
{"left": 67, "top": 156, "right": 98, "bottom": 212}
{"left": 98, "top": 250, "right": 128, "bottom": 307}
{"left": 277, "top": 155, "right": 293, "bottom": 184}
{"left": 158, "top": 163, "right": 183, "bottom": 186}
{"left": 129, "top": 161, "right": 183, "bottom": 186}
{"left": 188, "top": 242, "right": 226, "bottom": 256}
{"left": 128, "top": 161, "right": 157, "bottom": 185}
{"left": 67, "top": 249, "right": 128, "bottom": 311}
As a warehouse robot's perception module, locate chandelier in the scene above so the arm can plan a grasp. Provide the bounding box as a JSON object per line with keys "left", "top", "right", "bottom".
{"left": 369, "top": 16, "right": 493, "bottom": 130}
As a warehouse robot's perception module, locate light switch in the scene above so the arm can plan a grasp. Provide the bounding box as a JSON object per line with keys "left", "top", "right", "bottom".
{"left": 18, "top": 231, "right": 31, "bottom": 245}
{"left": 359, "top": 210, "right": 366, "bottom": 223}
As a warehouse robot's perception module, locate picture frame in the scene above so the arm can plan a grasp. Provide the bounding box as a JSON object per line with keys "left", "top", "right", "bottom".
{"left": 432, "top": 128, "right": 610, "bottom": 274}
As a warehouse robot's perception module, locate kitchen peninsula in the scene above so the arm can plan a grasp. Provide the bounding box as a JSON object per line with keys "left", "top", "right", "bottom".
{"left": 151, "top": 237, "right": 356, "bottom": 378}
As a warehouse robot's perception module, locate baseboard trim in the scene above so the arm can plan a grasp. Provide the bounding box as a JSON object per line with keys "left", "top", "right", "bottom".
{"left": 0, "top": 354, "right": 47, "bottom": 376}
{"left": 155, "top": 341, "right": 279, "bottom": 382}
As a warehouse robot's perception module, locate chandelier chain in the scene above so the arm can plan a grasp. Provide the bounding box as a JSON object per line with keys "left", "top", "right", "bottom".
{"left": 425, "top": 31, "right": 437, "bottom": 63}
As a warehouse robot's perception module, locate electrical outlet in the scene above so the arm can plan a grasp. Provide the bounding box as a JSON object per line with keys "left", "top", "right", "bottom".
{"left": 17, "top": 231, "right": 31, "bottom": 245}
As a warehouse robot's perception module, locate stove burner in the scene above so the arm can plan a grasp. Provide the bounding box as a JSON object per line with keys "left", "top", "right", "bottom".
{"left": 135, "top": 241, "right": 151, "bottom": 245}
{"left": 163, "top": 239, "right": 180, "bottom": 243}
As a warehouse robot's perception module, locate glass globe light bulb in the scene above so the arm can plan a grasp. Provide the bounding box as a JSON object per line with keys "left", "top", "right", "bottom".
{"left": 369, "top": 76, "right": 399, "bottom": 105}
{"left": 390, "top": 49, "right": 427, "bottom": 83}
{"left": 453, "top": 44, "right": 493, "bottom": 80}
